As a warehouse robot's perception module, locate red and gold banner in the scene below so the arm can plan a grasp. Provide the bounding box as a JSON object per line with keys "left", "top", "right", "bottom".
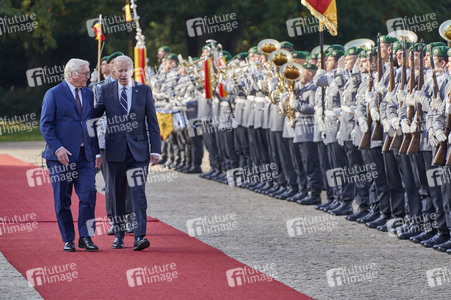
{"left": 218, "top": 57, "right": 227, "bottom": 98}
{"left": 134, "top": 46, "right": 147, "bottom": 84}
{"left": 204, "top": 58, "right": 213, "bottom": 99}
{"left": 300, "top": 0, "right": 338, "bottom": 36}
{"left": 93, "top": 23, "right": 105, "bottom": 41}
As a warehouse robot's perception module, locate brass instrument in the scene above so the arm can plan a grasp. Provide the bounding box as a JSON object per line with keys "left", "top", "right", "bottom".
{"left": 257, "top": 39, "right": 281, "bottom": 104}
{"left": 387, "top": 30, "right": 418, "bottom": 42}
{"left": 280, "top": 62, "right": 303, "bottom": 128}
{"left": 268, "top": 49, "right": 293, "bottom": 105}
{"left": 439, "top": 20, "right": 451, "bottom": 47}
{"left": 344, "top": 38, "right": 375, "bottom": 50}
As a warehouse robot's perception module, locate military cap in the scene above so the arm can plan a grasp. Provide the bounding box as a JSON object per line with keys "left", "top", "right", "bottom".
{"left": 248, "top": 46, "right": 258, "bottom": 54}
{"left": 307, "top": 53, "right": 318, "bottom": 60}
{"left": 166, "top": 53, "right": 178, "bottom": 60}
{"left": 328, "top": 49, "right": 344, "bottom": 58}
{"left": 379, "top": 35, "right": 398, "bottom": 44}
{"left": 222, "top": 50, "right": 232, "bottom": 57}
{"left": 427, "top": 42, "right": 447, "bottom": 54}
{"left": 409, "top": 43, "right": 426, "bottom": 53}
{"left": 301, "top": 51, "right": 310, "bottom": 57}
{"left": 280, "top": 41, "right": 294, "bottom": 50}
{"left": 302, "top": 63, "right": 318, "bottom": 70}
{"left": 236, "top": 52, "right": 249, "bottom": 60}
{"left": 292, "top": 51, "right": 307, "bottom": 59}
{"left": 101, "top": 56, "right": 109, "bottom": 62}
{"left": 358, "top": 50, "right": 368, "bottom": 58}
{"left": 432, "top": 46, "right": 449, "bottom": 57}
{"left": 344, "top": 47, "right": 362, "bottom": 56}
{"left": 326, "top": 44, "right": 345, "bottom": 53}
{"left": 107, "top": 52, "right": 124, "bottom": 63}
{"left": 158, "top": 46, "right": 172, "bottom": 53}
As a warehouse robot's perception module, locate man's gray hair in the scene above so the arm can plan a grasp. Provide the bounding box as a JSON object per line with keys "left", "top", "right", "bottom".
{"left": 64, "top": 58, "right": 90, "bottom": 79}
{"left": 114, "top": 55, "right": 134, "bottom": 70}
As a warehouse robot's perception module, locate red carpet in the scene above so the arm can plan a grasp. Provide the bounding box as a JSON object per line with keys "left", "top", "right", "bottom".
{"left": 0, "top": 154, "right": 312, "bottom": 299}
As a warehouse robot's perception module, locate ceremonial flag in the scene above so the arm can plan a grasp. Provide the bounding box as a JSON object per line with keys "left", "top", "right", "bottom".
{"left": 300, "top": 0, "right": 338, "bottom": 36}
{"left": 125, "top": 0, "right": 132, "bottom": 22}
{"left": 218, "top": 57, "right": 227, "bottom": 98}
{"left": 93, "top": 22, "right": 105, "bottom": 41}
{"left": 157, "top": 112, "right": 174, "bottom": 140}
{"left": 134, "top": 46, "right": 147, "bottom": 84}
{"left": 204, "top": 58, "right": 213, "bottom": 99}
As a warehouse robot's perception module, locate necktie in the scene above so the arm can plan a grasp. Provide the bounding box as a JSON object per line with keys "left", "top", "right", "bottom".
{"left": 74, "top": 88, "right": 84, "bottom": 145}
{"left": 74, "top": 88, "right": 82, "bottom": 115}
{"left": 120, "top": 87, "right": 128, "bottom": 115}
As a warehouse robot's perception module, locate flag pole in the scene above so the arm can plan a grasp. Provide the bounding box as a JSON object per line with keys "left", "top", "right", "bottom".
{"left": 319, "top": 21, "right": 325, "bottom": 136}
{"left": 97, "top": 14, "right": 102, "bottom": 82}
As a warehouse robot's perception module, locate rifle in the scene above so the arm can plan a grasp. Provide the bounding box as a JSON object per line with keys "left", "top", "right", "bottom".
{"left": 430, "top": 51, "right": 447, "bottom": 165}
{"left": 407, "top": 40, "right": 424, "bottom": 155}
{"left": 399, "top": 45, "right": 416, "bottom": 154}
{"left": 382, "top": 44, "right": 395, "bottom": 152}
{"left": 445, "top": 91, "right": 451, "bottom": 165}
{"left": 359, "top": 52, "right": 374, "bottom": 149}
{"left": 371, "top": 33, "right": 383, "bottom": 141}
{"left": 390, "top": 40, "right": 407, "bottom": 150}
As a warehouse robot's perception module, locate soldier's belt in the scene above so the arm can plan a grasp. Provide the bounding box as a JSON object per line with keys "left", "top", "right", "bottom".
{"left": 341, "top": 106, "right": 352, "bottom": 113}
{"left": 236, "top": 97, "right": 246, "bottom": 104}
{"left": 220, "top": 101, "right": 230, "bottom": 107}
{"left": 324, "top": 110, "right": 337, "bottom": 116}
{"left": 255, "top": 97, "right": 265, "bottom": 102}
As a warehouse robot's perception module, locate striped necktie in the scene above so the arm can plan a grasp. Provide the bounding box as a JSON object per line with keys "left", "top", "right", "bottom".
{"left": 120, "top": 86, "right": 128, "bottom": 115}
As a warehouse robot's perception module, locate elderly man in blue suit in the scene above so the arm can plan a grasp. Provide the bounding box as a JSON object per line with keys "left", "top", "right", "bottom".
{"left": 94, "top": 55, "right": 161, "bottom": 251}
{"left": 40, "top": 58, "right": 102, "bottom": 252}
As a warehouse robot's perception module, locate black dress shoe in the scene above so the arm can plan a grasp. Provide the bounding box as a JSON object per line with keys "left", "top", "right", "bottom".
{"left": 297, "top": 194, "right": 321, "bottom": 205}
{"left": 329, "top": 202, "right": 353, "bottom": 216}
{"left": 185, "top": 166, "right": 202, "bottom": 173}
{"left": 78, "top": 237, "right": 99, "bottom": 251}
{"left": 276, "top": 187, "right": 298, "bottom": 200}
{"left": 397, "top": 223, "right": 422, "bottom": 240}
{"left": 421, "top": 233, "right": 451, "bottom": 248}
{"left": 366, "top": 215, "right": 389, "bottom": 229}
{"left": 180, "top": 165, "right": 192, "bottom": 173}
{"left": 436, "top": 239, "right": 451, "bottom": 252}
{"left": 287, "top": 191, "right": 308, "bottom": 202}
{"left": 264, "top": 185, "right": 280, "bottom": 195}
{"left": 315, "top": 199, "right": 334, "bottom": 210}
{"left": 112, "top": 237, "right": 125, "bottom": 249}
{"left": 269, "top": 186, "right": 286, "bottom": 197}
{"left": 346, "top": 209, "right": 369, "bottom": 222}
{"left": 324, "top": 200, "right": 341, "bottom": 212}
{"left": 255, "top": 183, "right": 273, "bottom": 193}
{"left": 357, "top": 211, "right": 380, "bottom": 223}
{"left": 64, "top": 241, "right": 75, "bottom": 252}
{"left": 133, "top": 237, "right": 150, "bottom": 251}
{"left": 410, "top": 229, "right": 437, "bottom": 244}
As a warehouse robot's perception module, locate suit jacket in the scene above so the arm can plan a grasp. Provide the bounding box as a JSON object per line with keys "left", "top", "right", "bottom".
{"left": 40, "top": 80, "right": 100, "bottom": 162}
{"left": 94, "top": 80, "right": 161, "bottom": 163}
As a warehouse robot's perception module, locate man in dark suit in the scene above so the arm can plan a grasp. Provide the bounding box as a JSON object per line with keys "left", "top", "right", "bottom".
{"left": 94, "top": 55, "right": 161, "bottom": 251}
{"left": 40, "top": 58, "right": 102, "bottom": 252}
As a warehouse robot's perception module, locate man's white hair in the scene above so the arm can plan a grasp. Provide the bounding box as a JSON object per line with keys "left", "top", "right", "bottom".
{"left": 114, "top": 55, "right": 134, "bottom": 70}
{"left": 64, "top": 58, "right": 89, "bottom": 79}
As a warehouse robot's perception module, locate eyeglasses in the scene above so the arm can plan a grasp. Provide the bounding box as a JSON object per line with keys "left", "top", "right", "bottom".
{"left": 76, "top": 71, "right": 91, "bottom": 77}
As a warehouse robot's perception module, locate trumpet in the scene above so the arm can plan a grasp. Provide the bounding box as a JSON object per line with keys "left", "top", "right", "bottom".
{"left": 280, "top": 63, "right": 303, "bottom": 127}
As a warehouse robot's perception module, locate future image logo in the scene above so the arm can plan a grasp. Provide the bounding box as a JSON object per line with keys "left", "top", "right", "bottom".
{"left": 186, "top": 13, "right": 238, "bottom": 37}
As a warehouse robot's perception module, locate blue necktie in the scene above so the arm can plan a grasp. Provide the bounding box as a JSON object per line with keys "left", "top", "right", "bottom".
{"left": 120, "top": 87, "right": 128, "bottom": 115}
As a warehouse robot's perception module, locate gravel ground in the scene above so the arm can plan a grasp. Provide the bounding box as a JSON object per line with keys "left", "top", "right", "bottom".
{"left": 0, "top": 141, "right": 450, "bottom": 300}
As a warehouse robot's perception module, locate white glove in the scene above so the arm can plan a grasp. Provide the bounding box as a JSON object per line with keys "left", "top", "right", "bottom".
{"left": 406, "top": 93, "right": 416, "bottom": 106}
{"left": 350, "top": 129, "right": 356, "bottom": 140}
{"left": 414, "top": 90, "right": 425, "bottom": 104}
{"left": 382, "top": 119, "right": 390, "bottom": 133}
{"left": 289, "top": 96, "right": 297, "bottom": 108}
{"left": 333, "top": 108, "right": 341, "bottom": 116}
{"left": 365, "top": 91, "right": 375, "bottom": 104}
{"left": 337, "top": 57, "right": 345, "bottom": 71}
{"left": 337, "top": 131, "right": 343, "bottom": 146}
{"left": 350, "top": 106, "right": 356, "bottom": 114}
{"left": 370, "top": 107, "right": 380, "bottom": 121}
{"left": 352, "top": 59, "right": 361, "bottom": 74}
{"left": 431, "top": 97, "right": 441, "bottom": 111}
{"left": 358, "top": 117, "right": 369, "bottom": 133}
{"left": 429, "top": 129, "right": 439, "bottom": 147}
{"left": 268, "top": 77, "right": 279, "bottom": 92}
{"left": 397, "top": 90, "right": 407, "bottom": 103}
{"left": 390, "top": 117, "right": 400, "bottom": 130}
{"left": 410, "top": 121, "right": 417, "bottom": 133}
{"left": 400, "top": 119, "right": 410, "bottom": 133}
{"left": 280, "top": 92, "right": 288, "bottom": 103}
{"left": 317, "top": 69, "right": 326, "bottom": 76}
{"left": 90, "top": 69, "right": 98, "bottom": 83}
{"left": 435, "top": 129, "right": 447, "bottom": 142}
{"left": 375, "top": 81, "right": 387, "bottom": 94}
